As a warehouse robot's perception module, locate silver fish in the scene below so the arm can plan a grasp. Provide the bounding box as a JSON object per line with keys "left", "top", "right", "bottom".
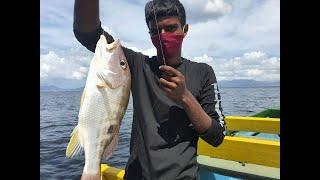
{"left": 66, "top": 35, "right": 131, "bottom": 179}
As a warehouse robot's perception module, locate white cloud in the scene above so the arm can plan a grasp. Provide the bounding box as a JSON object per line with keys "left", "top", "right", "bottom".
{"left": 40, "top": 48, "right": 279, "bottom": 88}
{"left": 247, "top": 69, "right": 264, "bottom": 76}
{"left": 40, "top": 49, "right": 92, "bottom": 81}
{"left": 125, "top": 46, "right": 157, "bottom": 57}
{"left": 39, "top": 44, "right": 156, "bottom": 87}
{"left": 205, "top": 0, "right": 232, "bottom": 14}
{"left": 100, "top": 0, "right": 151, "bottom": 48}
{"left": 183, "top": 0, "right": 279, "bottom": 58}
{"left": 192, "top": 51, "right": 280, "bottom": 81}
{"left": 192, "top": 54, "right": 213, "bottom": 64}
{"left": 181, "top": 0, "right": 232, "bottom": 24}
{"left": 71, "top": 67, "right": 89, "bottom": 80}
{"left": 41, "top": 0, "right": 279, "bottom": 58}
{"left": 40, "top": 0, "right": 280, "bottom": 88}
{"left": 243, "top": 51, "right": 266, "bottom": 60}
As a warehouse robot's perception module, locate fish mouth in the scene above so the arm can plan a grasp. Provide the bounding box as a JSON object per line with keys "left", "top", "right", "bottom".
{"left": 106, "top": 39, "right": 120, "bottom": 53}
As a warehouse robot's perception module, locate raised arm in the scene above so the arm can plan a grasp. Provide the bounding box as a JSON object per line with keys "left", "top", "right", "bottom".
{"left": 74, "top": 0, "right": 100, "bottom": 32}
{"left": 73, "top": 0, "right": 144, "bottom": 74}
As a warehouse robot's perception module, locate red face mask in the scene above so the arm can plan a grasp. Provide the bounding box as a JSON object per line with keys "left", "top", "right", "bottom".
{"left": 151, "top": 32, "right": 184, "bottom": 59}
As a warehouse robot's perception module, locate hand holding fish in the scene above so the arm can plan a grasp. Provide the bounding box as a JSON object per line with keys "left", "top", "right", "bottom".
{"left": 159, "top": 65, "right": 191, "bottom": 104}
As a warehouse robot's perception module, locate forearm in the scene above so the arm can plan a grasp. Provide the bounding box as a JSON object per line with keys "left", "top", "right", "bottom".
{"left": 74, "top": 0, "right": 100, "bottom": 32}
{"left": 159, "top": 65, "right": 226, "bottom": 146}
{"left": 180, "top": 90, "right": 212, "bottom": 134}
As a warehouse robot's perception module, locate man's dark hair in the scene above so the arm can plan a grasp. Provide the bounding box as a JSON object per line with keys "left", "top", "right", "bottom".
{"left": 145, "top": 0, "right": 186, "bottom": 28}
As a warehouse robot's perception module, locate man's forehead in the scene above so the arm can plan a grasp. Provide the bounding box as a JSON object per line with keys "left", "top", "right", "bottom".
{"left": 148, "top": 16, "right": 180, "bottom": 28}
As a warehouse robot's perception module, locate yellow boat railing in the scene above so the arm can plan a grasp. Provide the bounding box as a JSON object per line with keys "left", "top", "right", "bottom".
{"left": 198, "top": 116, "right": 280, "bottom": 168}
{"left": 224, "top": 116, "right": 280, "bottom": 134}
{"left": 101, "top": 164, "right": 124, "bottom": 180}
{"left": 101, "top": 116, "right": 280, "bottom": 179}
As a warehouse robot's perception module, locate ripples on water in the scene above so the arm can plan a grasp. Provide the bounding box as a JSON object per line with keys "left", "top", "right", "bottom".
{"left": 40, "top": 87, "right": 279, "bottom": 179}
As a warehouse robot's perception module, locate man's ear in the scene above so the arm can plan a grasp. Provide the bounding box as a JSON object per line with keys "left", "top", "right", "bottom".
{"left": 183, "top": 24, "right": 189, "bottom": 37}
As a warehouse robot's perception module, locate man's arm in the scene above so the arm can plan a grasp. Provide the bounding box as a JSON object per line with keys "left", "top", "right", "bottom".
{"left": 73, "top": 0, "right": 143, "bottom": 71}
{"left": 159, "top": 65, "right": 226, "bottom": 147}
{"left": 73, "top": 0, "right": 114, "bottom": 53}
{"left": 74, "top": 0, "right": 100, "bottom": 32}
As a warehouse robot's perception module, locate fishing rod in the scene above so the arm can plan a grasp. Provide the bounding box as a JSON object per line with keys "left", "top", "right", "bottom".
{"left": 151, "top": 0, "right": 166, "bottom": 65}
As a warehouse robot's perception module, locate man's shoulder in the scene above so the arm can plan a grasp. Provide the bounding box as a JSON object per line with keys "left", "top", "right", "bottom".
{"left": 182, "top": 57, "right": 213, "bottom": 72}
{"left": 122, "top": 46, "right": 150, "bottom": 60}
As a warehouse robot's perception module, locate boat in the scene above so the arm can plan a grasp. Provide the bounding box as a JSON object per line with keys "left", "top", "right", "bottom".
{"left": 100, "top": 108, "right": 280, "bottom": 180}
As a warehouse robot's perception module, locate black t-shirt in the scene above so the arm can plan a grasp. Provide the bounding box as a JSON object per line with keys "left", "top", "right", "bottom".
{"left": 74, "top": 24, "right": 227, "bottom": 180}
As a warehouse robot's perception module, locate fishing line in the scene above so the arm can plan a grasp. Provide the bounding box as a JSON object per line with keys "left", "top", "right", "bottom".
{"left": 151, "top": 0, "right": 166, "bottom": 65}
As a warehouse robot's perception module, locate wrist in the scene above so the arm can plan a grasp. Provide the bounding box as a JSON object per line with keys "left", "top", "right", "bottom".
{"left": 180, "top": 90, "right": 193, "bottom": 107}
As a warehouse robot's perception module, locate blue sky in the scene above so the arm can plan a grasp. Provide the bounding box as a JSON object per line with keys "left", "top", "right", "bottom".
{"left": 40, "top": 0, "right": 279, "bottom": 89}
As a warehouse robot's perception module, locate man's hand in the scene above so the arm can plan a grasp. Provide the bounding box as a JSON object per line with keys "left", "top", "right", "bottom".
{"left": 74, "top": 0, "right": 100, "bottom": 32}
{"left": 159, "top": 65, "right": 191, "bottom": 104}
{"left": 159, "top": 65, "right": 213, "bottom": 134}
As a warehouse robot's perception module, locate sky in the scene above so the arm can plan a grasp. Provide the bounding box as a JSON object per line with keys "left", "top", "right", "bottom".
{"left": 40, "top": 0, "right": 280, "bottom": 89}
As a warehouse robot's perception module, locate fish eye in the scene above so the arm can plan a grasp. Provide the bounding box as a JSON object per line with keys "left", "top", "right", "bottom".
{"left": 120, "top": 60, "right": 127, "bottom": 69}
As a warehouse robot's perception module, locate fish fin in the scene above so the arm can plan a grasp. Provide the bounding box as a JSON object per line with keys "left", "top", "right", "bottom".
{"left": 95, "top": 72, "right": 109, "bottom": 88}
{"left": 66, "top": 125, "right": 84, "bottom": 158}
{"left": 96, "top": 83, "right": 107, "bottom": 88}
{"left": 102, "top": 134, "right": 119, "bottom": 159}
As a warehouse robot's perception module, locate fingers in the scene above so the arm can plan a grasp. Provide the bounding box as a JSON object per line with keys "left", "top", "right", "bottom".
{"left": 162, "top": 76, "right": 182, "bottom": 85}
{"left": 159, "top": 65, "right": 184, "bottom": 85}
{"left": 159, "top": 78, "right": 177, "bottom": 89}
{"left": 159, "top": 65, "right": 182, "bottom": 77}
{"left": 160, "top": 86, "right": 172, "bottom": 95}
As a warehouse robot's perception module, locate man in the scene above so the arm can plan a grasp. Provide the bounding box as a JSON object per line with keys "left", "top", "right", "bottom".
{"left": 73, "top": 0, "right": 227, "bottom": 179}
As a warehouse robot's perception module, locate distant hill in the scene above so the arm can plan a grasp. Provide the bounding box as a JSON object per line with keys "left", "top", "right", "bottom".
{"left": 40, "top": 85, "right": 63, "bottom": 92}
{"left": 67, "top": 87, "right": 85, "bottom": 91}
{"left": 41, "top": 79, "right": 279, "bottom": 91}
{"left": 218, "top": 79, "right": 280, "bottom": 88}
{"left": 40, "top": 85, "right": 84, "bottom": 92}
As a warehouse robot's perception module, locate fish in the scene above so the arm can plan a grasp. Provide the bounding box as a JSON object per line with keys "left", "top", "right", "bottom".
{"left": 66, "top": 35, "right": 131, "bottom": 180}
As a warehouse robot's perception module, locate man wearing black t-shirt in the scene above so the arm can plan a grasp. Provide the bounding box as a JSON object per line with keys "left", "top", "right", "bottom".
{"left": 73, "top": 0, "right": 227, "bottom": 179}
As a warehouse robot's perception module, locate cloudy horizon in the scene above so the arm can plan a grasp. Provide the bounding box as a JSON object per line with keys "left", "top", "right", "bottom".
{"left": 40, "top": 0, "right": 280, "bottom": 89}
